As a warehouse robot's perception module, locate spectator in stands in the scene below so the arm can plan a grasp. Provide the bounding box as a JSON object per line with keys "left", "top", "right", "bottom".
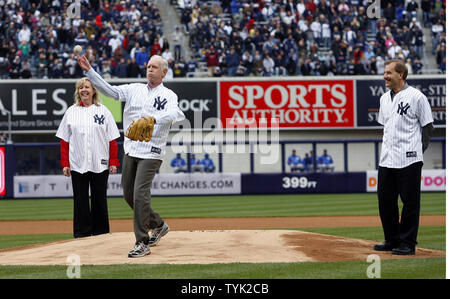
{"left": 201, "top": 153, "right": 216, "bottom": 173}
{"left": 0, "top": 57, "right": 9, "bottom": 79}
{"left": 34, "top": 51, "right": 48, "bottom": 78}
{"left": 405, "top": 58, "right": 414, "bottom": 75}
{"left": 436, "top": 42, "right": 446, "bottom": 67}
{"left": 171, "top": 27, "right": 183, "bottom": 62}
{"left": 439, "top": 57, "right": 446, "bottom": 73}
{"left": 21, "top": 63, "right": 33, "bottom": 79}
{"left": 0, "top": 132, "right": 7, "bottom": 144}
{"left": 318, "top": 149, "right": 335, "bottom": 172}
{"left": 49, "top": 57, "right": 64, "bottom": 78}
{"left": 190, "top": 154, "right": 204, "bottom": 172}
{"left": 205, "top": 46, "right": 220, "bottom": 76}
{"left": 173, "top": 61, "right": 187, "bottom": 77}
{"left": 65, "top": 54, "right": 78, "bottom": 78}
{"left": 287, "top": 150, "right": 304, "bottom": 172}
{"left": 262, "top": 52, "right": 275, "bottom": 76}
{"left": 162, "top": 47, "right": 174, "bottom": 63}
{"left": 184, "top": 57, "right": 197, "bottom": 77}
{"left": 421, "top": 0, "right": 433, "bottom": 27}
{"left": 406, "top": 0, "right": 419, "bottom": 19}
{"left": 171, "top": 153, "right": 187, "bottom": 173}
{"left": 135, "top": 46, "right": 149, "bottom": 73}
{"left": 212, "top": 66, "right": 223, "bottom": 77}
{"left": 225, "top": 47, "right": 240, "bottom": 76}
{"left": 431, "top": 19, "right": 444, "bottom": 55}
{"left": 127, "top": 57, "right": 141, "bottom": 78}
{"left": 412, "top": 57, "right": 423, "bottom": 74}
{"left": 115, "top": 57, "right": 128, "bottom": 78}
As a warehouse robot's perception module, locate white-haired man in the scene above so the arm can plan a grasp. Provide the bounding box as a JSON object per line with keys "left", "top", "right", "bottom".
{"left": 78, "top": 54, "right": 185, "bottom": 258}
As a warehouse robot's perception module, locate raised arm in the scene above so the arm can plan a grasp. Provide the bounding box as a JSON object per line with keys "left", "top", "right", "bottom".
{"left": 77, "top": 55, "right": 122, "bottom": 100}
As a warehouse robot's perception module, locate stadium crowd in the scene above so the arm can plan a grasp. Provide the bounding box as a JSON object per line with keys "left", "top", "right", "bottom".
{"left": 0, "top": 0, "right": 446, "bottom": 79}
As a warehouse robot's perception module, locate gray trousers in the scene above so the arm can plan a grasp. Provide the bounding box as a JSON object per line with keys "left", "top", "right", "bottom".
{"left": 122, "top": 154, "right": 163, "bottom": 244}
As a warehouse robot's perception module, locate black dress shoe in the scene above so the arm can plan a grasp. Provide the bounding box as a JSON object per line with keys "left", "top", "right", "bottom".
{"left": 373, "top": 242, "right": 397, "bottom": 251}
{"left": 392, "top": 244, "right": 415, "bottom": 255}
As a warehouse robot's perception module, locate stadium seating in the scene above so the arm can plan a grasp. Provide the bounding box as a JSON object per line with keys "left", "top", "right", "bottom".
{"left": 0, "top": 0, "right": 445, "bottom": 79}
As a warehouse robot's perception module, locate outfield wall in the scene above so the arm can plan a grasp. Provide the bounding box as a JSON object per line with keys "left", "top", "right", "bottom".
{"left": 1, "top": 76, "right": 445, "bottom": 198}
{"left": 1, "top": 76, "right": 445, "bottom": 174}
{"left": 10, "top": 170, "right": 446, "bottom": 198}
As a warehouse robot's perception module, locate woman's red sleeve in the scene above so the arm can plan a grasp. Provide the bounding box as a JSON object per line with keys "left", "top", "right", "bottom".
{"left": 109, "top": 140, "right": 120, "bottom": 167}
{"left": 60, "top": 140, "right": 70, "bottom": 168}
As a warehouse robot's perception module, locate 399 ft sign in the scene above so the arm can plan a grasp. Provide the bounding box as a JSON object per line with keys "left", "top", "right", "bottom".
{"left": 282, "top": 176, "right": 317, "bottom": 189}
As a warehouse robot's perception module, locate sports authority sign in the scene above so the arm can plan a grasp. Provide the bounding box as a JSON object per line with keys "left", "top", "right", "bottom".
{"left": 219, "top": 80, "right": 355, "bottom": 129}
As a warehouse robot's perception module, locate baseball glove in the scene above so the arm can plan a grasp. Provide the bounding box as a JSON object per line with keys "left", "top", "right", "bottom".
{"left": 125, "top": 116, "right": 156, "bottom": 142}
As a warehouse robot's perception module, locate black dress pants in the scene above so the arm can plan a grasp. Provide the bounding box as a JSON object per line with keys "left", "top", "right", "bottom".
{"left": 71, "top": 170, "right": 110, "bottom": 238}
{"left": 377, "top": 162, "right": 423, "bottom": 248}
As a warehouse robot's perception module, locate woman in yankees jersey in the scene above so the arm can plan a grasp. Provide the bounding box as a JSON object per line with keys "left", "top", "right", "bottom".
{"left": 77, "top": 54, "right": 185, "bottom": 258}
{"left": 56, "top": 77, "right": 121, "bottom": 238}
{"left": 373, "top": 59, "right": 433, "bottom": 255}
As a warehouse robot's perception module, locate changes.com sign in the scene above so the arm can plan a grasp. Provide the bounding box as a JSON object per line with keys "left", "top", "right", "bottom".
{"left": 219, "top": 80, "right": 355, "bottom": 128}
{"left": 367, "top": 170, "right": 446, "bottom": 192}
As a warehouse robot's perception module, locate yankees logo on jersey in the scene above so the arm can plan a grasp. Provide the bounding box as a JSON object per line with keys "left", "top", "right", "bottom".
{"left": 153, "top": 97, "right": 168, "bottom": 110}
{"left": 397, "top": 102, "right": 410, "bottom": 116}
{"left": 94, "top": 114, "right": 105, "bottom": 125}
{"left": 56, "top": 104, "right": 120, "bottom": 173}
{"left": 378, "top": 84, "right": 433, "bottom": 168}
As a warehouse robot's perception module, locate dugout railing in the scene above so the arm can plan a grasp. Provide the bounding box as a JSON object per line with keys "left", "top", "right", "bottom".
{"left": 8, "top": 137, "right": 446, "bottom": 175}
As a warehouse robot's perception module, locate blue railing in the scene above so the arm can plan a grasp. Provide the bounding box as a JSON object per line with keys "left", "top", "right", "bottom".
{"left": 10, "top": 137, "right": 446, "bottom": 175}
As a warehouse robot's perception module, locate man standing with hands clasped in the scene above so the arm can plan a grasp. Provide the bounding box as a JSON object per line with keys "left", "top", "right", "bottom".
{"left": 77, "top": 54, "right": 185, "bottom": 258}
{"left": 374, "top": 59, "right": 434, "bottom": 255}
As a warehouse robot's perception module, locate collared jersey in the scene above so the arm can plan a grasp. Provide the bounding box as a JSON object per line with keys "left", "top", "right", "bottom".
{"left": 86, "top": 68, "right": 185, "bottom": 160}
{"left": 378, "top": 84, "right": 433, "bottom": 168}
{"left": 56, "top": 103, "right": 120, "bottom": 173}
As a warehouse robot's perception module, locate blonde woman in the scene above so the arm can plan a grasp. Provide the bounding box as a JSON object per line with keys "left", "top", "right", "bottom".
{"left": 56, "top": 77, "right": 120, "bottom": 238}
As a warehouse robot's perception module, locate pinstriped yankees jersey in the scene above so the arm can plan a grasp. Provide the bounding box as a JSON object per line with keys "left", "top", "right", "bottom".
{"left": 378, "top": 84, "right": 433, "bottom": 168}
{"left": 86, "top": 68, "right": 185, "bottom": 160}
{"left": 56, "top": 104, "right": 120, "bottom": 173}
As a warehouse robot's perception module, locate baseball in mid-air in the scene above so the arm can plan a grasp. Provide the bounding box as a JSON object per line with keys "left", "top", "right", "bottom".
{"left": 73, "top": 45, "right": 82, "bottom": 54}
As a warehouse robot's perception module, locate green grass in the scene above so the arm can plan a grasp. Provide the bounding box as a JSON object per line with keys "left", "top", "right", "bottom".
{"left": 0, "top": 234, "right": 72, "bottom": 250}
{"left": 0, "top": 192, "right": 445, "bottom": 220}
{"left": 0, "top": 258, "right": 445, "bottom": 279}
{"left": 0, "top": 193, "right": 445, "bottom": 279}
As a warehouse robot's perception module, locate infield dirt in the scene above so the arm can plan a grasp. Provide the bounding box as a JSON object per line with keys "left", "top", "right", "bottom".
{"left": 0, "top": 216, "right": 445, "bottom": 265}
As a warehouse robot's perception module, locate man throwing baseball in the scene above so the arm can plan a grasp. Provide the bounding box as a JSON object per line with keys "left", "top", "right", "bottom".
{"left": 78, "top": 54, "right": 185, "bottom": 258}
{"left": 373, "top": 59, "right": 433, "bottom": 255}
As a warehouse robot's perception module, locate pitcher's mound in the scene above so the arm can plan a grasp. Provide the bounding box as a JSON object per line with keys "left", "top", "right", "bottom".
{"left": 0, "top": 230, "right": 444, "bottom": 265}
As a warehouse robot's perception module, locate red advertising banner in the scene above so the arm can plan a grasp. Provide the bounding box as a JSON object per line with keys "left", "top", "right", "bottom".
{"left": 220, "top": 80, "right": 355, "bottom": 128}
{"left": 0, "top": 147, "right": 5, "bottom": 196}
